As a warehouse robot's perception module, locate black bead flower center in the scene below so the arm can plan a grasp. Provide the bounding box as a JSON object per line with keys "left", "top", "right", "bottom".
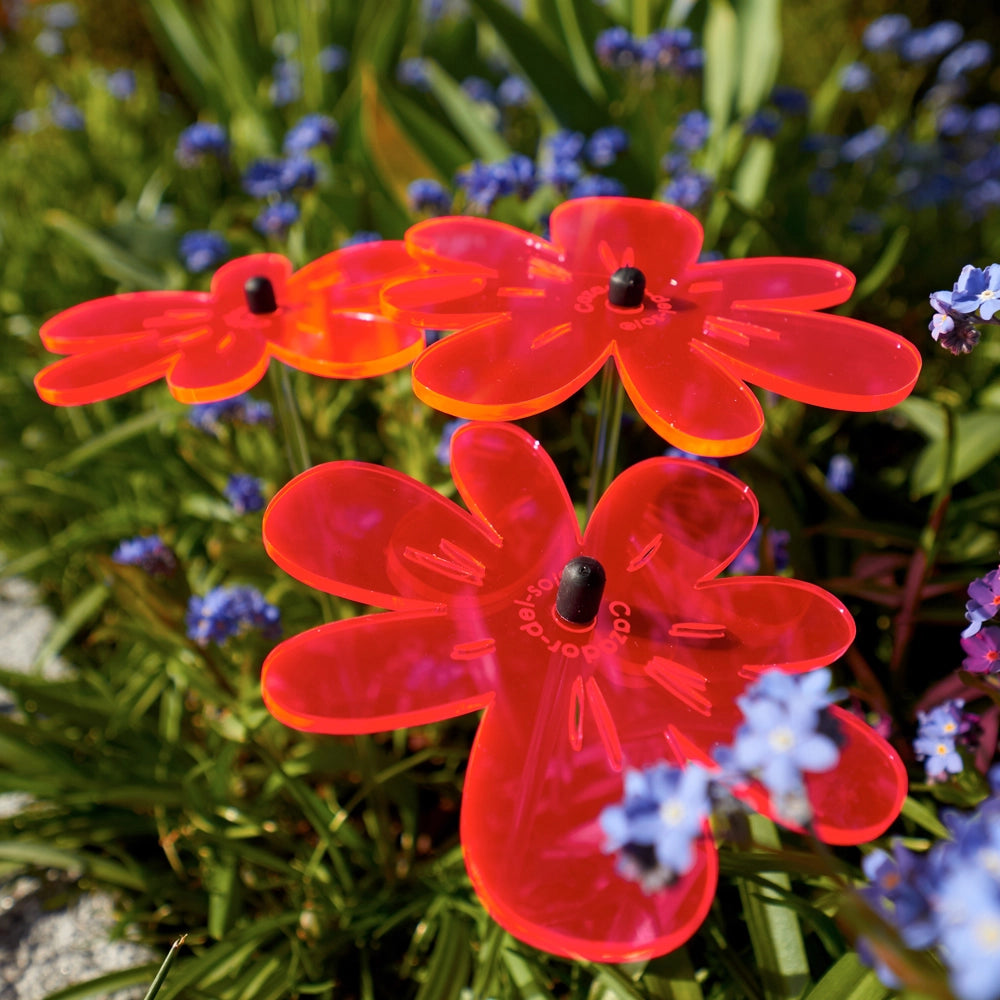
{"left": 608, "top": 266, "right": 646, "bottom": 309}
{"left": 244, "top": 276, "right": 278, "bottom": 314}
{"left": 555, "top": 556, "right": 606, "bottom": 626}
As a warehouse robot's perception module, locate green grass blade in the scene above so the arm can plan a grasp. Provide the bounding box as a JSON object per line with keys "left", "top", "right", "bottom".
{"left": 736, "top": 816, "right": 811, "bottom": 1000}
{"left": 470, "top": 0, "right": 605, "bottom": 133}
{"left": 736, "top": 0, "right": 781, "bottom": 115}
{"left": 802, "top": 952, "right": 892, "bottom": 1000}
{"left": 142, "top": 937, "right": 187, "bottom": 1000}
{"left": 38, "top": 965, "right": 162, "bottom": 1000}
{"left": 424, "top": 61, "right": 511, "bottom": 163}
{"left": 44, "top": 210, "right": 168, "bottom": 290}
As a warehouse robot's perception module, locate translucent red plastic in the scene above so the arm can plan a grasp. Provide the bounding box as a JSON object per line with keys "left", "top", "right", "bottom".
{"left": 261, "top": 422, "right": 907, "bottom": 962}
{"left": 382, "top": 197, "right": 923, "bottom": 456}
{"left": 35, "top": 242, "right": 425, "bottom": 405}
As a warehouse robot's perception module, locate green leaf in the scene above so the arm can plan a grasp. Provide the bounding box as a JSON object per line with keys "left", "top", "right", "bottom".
{"left": 852, "top": 226, "right": 910, "bottom": 303}
{"left": 552, "top": 0, "right": 607, "bottom": 102}
{"left": 360, "top": 69, "right": 446, "bottom": 214}
{"left": 44, "top": 211, "right": 168, "bottom": 290}
{"left": 469, "top": 0, "right": 605, "bottom": 133}
{"left": 382, "top": 86, "right": 472, "bottom": 179}
{"left": 900, "top": 795, "right": 950, "bottom": 839}
{"left": 703, "top": 0, "right": 739, "bottom": 169}
{"left": 207, "top": 849, "right": 241, "bottom": 940}
{"left": 33, "top": 965, "right": 162, "bottom": 1000}
{"left": 31, "top": 582, "right": 110, "bottom": 672}
{"left": 736, "top": 816, "right": 810, "bottom": 1000}
{"left": 892, "top": 397, "right": 945, "bottom": 442}
{"left": 414, "top": 910, "right": 472, "bottom": 1000}
{"left": 423, "top": 61, "right": 511, "bottom": 163}
{"left": 138, "top": 0, "right": 219, "bottom": 111}
{"left": 911, "top": 410, "right": 1000, "bottom": 498}
{"left": 732, "top": 137, "right": 775, "bottom": 208}
{"left": 0, "top": 841, "right": 149, "bottom": 891}
{"left": 736, "top": 0, "right": 781, "bottom": 115}
{"left": 802, "top": 952, "right": 891, "bottom": 1000}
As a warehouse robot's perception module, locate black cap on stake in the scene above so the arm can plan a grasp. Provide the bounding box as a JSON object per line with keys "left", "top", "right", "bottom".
{"left": 608, "top": 266, "right": 646, "bottom": 309}
{"left": 244, "top": 276, "right": 278, "bottom": 314}
{"left": 555, "top": 556, "right": 606, "bottom": 626}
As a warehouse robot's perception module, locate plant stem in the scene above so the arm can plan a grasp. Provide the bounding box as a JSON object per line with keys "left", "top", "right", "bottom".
{"left": 268, "top": 363, "right": 312, "bottom": 477}
{"left": 585, "top": 357, "right": 626, "bottom": 518}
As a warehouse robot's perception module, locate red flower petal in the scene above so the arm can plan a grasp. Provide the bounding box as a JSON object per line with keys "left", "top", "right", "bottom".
{"left": 683, "top": 257, "right": 856, "bottom": 311}
{"left": 549, "top": 197, "right": 703, "bottom": 279}
{"left": 35, "top": 336, "right": 179, "bottom": 405}
{"left": 462, "top": 691, "right": 718, "bottom": 962}
{"left": 39, "top": 292, "right": 210, "bottom": 353}
{"left": 616, "top": 335, "right": 765, "bottom": 456}
{"left": 164, "top": 323, "right": 270, "bottom": 403}
{"left": 271, "top": 313, "right": 423, "bottom": 379}
{"left": 261, "top": 610, "right": 495, "bottom": 733}
{"left": 587, "top": 457, "right": 759, "bottom": 592}
{"left": 449, "top": 423, "right": 581, "bottom": 563}
{"left": 263, "top": 462, "right": 500, "bottom": 610}
{"left": 697, "top": 306, "right": 922, "bottom": 411}
{"left": 413, "top": 314, "right": 610, "bottom": 420}
{"left": 805, "top": 707, "right": 908, "bottom": 844}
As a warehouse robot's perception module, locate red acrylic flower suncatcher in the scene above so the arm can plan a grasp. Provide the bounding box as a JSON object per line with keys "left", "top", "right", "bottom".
{"left": 261, "top": 421, "right": 906, "bottom": 962}
{"left": 381, "top": 197, "right": 922, "bottom": 456}
{"left": 34, "top": 242, "right": 424, "bottom": 405}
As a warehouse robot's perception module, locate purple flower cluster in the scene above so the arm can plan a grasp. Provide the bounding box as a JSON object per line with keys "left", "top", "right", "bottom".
{"left": 600, "top": 762, "right": 712, "bottom": 892}
{"left": 111, "top": 535, "right": 178, "bottom": 577}
{"left": 594, "top": 25, "right": 703, "bottom": 76}
{"left": 728, "top": 668, "right": 844, "bottom": 824}
{"left": 455, "top": 154, "right": 536, "bottom": 212}
{"left": 283, "top": 113, "right": 338, "bottom": 154}
{"left": 178, "top": 231, "right": 229, "bottom": 273}
{"left": 185, "top": 585, "right": 281, "bottom": 646}
{"left": 928, "top": 265, "right": 1000, "bottom": 355}
{"left": 860, "top": 781, "right": 1000, "bottom": 1000}
{"left": 408, "top": 178, "right": 452, "bottom": 216}
{"left": 962, "top": 565, "right": 1000, "bottom": 638}
{"left": 825, "top": 454, "right": 854, "bottom": 493}
{"left": 224, "top": 474, "right": 266, "bottom": 515}
{"left": 913, "top": 700, "right": 973, "bottom": 780}
{"left": 175, "top": 122, "right": 228, "bottom": 167}
{"left": 188, "top": 393, "right": 273, "bottom": 435}
{"left": 601, "top": 669, "right": 846, "bottom": 889}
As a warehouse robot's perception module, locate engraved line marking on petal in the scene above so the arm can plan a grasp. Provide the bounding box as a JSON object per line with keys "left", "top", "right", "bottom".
{"left": 626, "top": 533, "right": 662, "bottom": 573}
{"left": 402, "top": 543, "right": 486, "bottom": 586}
{"left": 144, "top": 309, "right": 214, "bottom": 328}
{"left": 496, "top": 286, "right": 547, "bottom": 299}
{"left": 569, "top": 674, "right": 585, "bottom": 751}
{"left": 687, "top": 280, "right": 725, "bottom": 295}
{"left": 586, "top": 677, "right": 623, "bottom": 771}
{"left": 738, "top": 665, "right": 764, "bottom": 682}
{"left": 703, "top": 317, "right": 749, "bottom": 346}
{"left": 664, "top": 723, "right": 718, "bottom": 768}
{"left": 451, "top": 637, "right": 497, "bottom": 660}
{"left": 669, "top": 622, "right": 727, "bottom": 640}
{"left": 438, "top": 538, "right": 486, "bottom": 574}
{"left": 704, "top": 315, "right": 783, "bottom": 347}
{"left": 530, "top": 322, "right": 572, "bottom": 350}
{"left": 645, "top": 656, "right": 712, "bottom": 715}
{"left": 597, "top": 241, "right": 619, "bottom": 274}
{"left": 527, "top": 257, "right": 572, "bottom": 284}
